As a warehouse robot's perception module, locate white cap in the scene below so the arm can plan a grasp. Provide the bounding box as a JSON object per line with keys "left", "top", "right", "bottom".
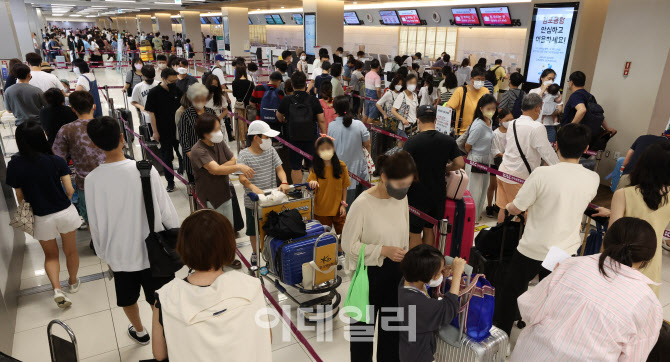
{"left": 247, "top": 120, "right": 280, "bottom": 138}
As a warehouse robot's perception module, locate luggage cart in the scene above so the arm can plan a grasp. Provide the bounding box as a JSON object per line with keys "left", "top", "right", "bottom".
{"left": 247, "top": 183, "right": 342, "bottom": 323}
{"left": 47, "top": 320, "right": 79, "bottom": 362}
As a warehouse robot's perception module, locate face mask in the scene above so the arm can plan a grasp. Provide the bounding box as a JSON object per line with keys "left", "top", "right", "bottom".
{"left": 167, "top": 82, "right": 176, "bottom": 92}
{"left": 193, "top": 102, "right": 206, "bottom": 110}
{"left": 158, "top": 63, "right": 166, "bottom": 70}
{"left": 134, "top": 64, "right": 142, "bottom": 70}
{"left": 209, "top": 130, "right": 224, "bottom": 144}
{"left": 260, "top": 138, "right": 273, "bottom": 151}
{"left": 428, "top": 275, "right": 444, "bottom": 288}
{"left": 208, "top": 85, "right": 220, "bottom": 93}
{"left": 73, "top": 67, "right": 81, "bottom": 76}
{"left": 300, "top": 55, "right": 306, "bottom": 60}
{"left": 395, "top": 85, "right": 403, "bottom": 92}
{"left": 177, "top": 67, "right": 188, "bottom": 75}
{"left": 319, "top": 149, "right": 334, "bottom": 161}
{"left": 473, "top": 80, "right": 485, "bottom": 90}
{"left": 385, "top": 182, "right": 409, "bottom": 200}
{"left": 502, "top": 121, "right": 510, "bottom": 129}
{"left": 145, "top": 78, "right": 154, "bottom": 85}
{"left": 543, "top": 80, "right": 553, "bottom": 86}
{"left": 482, "top": 110, "right": 495, "bottom": 120}
{"left": 406, "top": 84, "right": 417, "bottom": 92}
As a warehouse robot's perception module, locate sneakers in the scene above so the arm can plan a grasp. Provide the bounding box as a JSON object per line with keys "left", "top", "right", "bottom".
{"left": 485, "top": 206, "right": 496, "bottom": 218}
{"left": 166, "top": 184, "right": 175, "bottom": 193}
{"left": 78, "top": 219, "right": 88, "bottom": 230}
{"left": 68, "top": 278, "right": 81, "bottom": 293}
{"left": 53, "top": 289, "right": 72, "bottom": 308}
{"left": 127, "top": 324, "right": 150, "bottom": 345}
{"left": 250, "top": 252, "right": 258, "bottom": 267}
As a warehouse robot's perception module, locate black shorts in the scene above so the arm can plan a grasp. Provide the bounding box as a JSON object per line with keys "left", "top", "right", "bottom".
{"left": 408, "top": 188, "right": 445, "bottom": 234}
{"left": 289, "top": 141, "right": 315, "bottom": 170}
{"left": 113, "top": 268, "right": 174, "bottom": 307}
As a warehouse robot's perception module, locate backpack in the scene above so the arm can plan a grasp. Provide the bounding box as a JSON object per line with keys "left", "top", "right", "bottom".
{"left": 511, "top": 89, "right": 526, "bottom": 119}
{"left": 287, "top": 94, "right": 315, "bottom": 142}
{"left": 313, "top": 74, "right": 332, "bottom": 98}
{"left": 162, "top": 40, "right": 172, "bottom": 51}
{"left": 260, "top": 85, "right": 281, "bottom": 123}
{"left": 174, "top": 38, "right": 183, "bottom": 48}
{"left": 201, "top": 65, "right": 219, "bottom": 84}
{"left": 582, "top": 93, "right": 605, "bottom": 135}
{"left": 486, "top": 69, "right": 498, "bottom": 87}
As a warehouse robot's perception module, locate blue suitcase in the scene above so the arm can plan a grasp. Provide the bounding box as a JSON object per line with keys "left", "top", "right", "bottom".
{"left": 268, "top": 221, "right": 336, "bottom": 285}
{"left": 265, "top": 220, "right": 325, "bottom": 275}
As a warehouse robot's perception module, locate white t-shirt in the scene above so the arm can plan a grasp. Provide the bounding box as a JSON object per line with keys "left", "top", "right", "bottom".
{"left": 211, "top": 66, "right": 225, "bottom": 86}
{"left": 310, "top": 67, "right": 322, "bottom": 81}
{"left": 392, "top": 91, "right": 418, "bottom": 127}
{"left": 418, "top": 86, "right": 438, "bottom": 106}
{"left": 75, "top": 73, "right": 96, "bottom": 92}
{"left": 512, "top": 162, "right": 600, "bottom": 261}
{"left": 131, "top": 81, "right": 159, "bottom": 124}
{"left": 491, "top": 128, "right": 507, "bottom": 158}
{"left": 85, "top": 159, "right": 179, "bottom": 272}
{"left": 89, "top": 41, "right": 99, "bottom": 54}
{"left": 29, "top": 71, "right": 65, "bottom": 93}
{"left": 529, "top": 87, "right": 563, "bottom": 125}
{"left": 376, "top": 90, "right": 400, "bottom": 111}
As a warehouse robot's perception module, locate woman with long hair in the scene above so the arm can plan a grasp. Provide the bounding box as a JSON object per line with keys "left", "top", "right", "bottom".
{"left": 308, "top": 137, "right": 350, "bottom": 235}
{"left": 511, "top": 217, "right": 662, "bottom": 361}
{"left": 2, "top": 58, "right": 22, "bottom": 91}
{"left": 594, "top": 142, "right": 670, "bottom": 296}
{"left": 123, "top": 57, "right": 144, "bottom": 96}
{"left": 204, "top": 74, "right": 233, "bottom": 141}
{"left": 6, "top": 121, "right": 81, "bottom": 308}
{"left": 231, "top": 64, "right": 255, "bottom": 142}
{"left": 465, "top": 94, "right": 497, "bottom": 221}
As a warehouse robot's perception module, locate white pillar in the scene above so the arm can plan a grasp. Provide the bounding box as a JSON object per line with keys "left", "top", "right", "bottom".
{"left": 303, "top": 0, "right": 344, "bottom": 52}
{"left": 221, "top": 7, "right": 249, "bottom": 58}
{"left": 156, "top": 13, "right": 174, "bottom": 40}
{"left": 7, "top": 0, "right": 35, "bottom": 59}
{"left": 138, "top": 15, "right": 153, "bottom": 35}
{"left": 181, "top": 10, "right": 204, "bottom": 62}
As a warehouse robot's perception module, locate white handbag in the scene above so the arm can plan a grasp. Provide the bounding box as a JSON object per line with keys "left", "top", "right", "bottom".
{"left": 10, "top": 200, "right": 35, "bottom": 236}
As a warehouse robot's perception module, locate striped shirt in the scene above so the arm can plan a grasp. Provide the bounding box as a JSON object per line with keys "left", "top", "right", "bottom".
{"left": 237, "top": 147, "right": 282, "bottom": 209}
{"left": 178, "top": 106, "right": 216, "bottom": 175}
{"left": 511, "top": 255, "right": 662, "bottom": 362}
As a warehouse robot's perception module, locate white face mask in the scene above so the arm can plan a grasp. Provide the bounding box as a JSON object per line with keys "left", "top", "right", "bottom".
{"left": 395, "top": 84, "right": 403, "bottom": 92}
{"left": 473, "top": 80, "right": 485, "bottom": 90}
{"left": 73, "top": 67, "right": 81, "bottom": 76}
{"left": 428, "top": 275, "right": 443, "bottom": 288}
{"left": 177, "top": 67, "right": 188, "bottom": 75}
{"left": 502, "top": 121, "right": 510, "bottom": 129}
{"left": 158, "top": 63, "right": 167, "bottom": 70}
{"left": 406, "top": 84, "right": 417, "bottom": 92}
{"left": 543, "top": 80, "right": 554, "bottom": 86}
{"left": 260, "top": 138, "right": 273, "bottom": 151}
{"left": 134, "top": 64, "right": 143, "bottom": 70}
{"left": 209, "top": 130, "right": 224, "bottom": 144}
{"left": 319, "top": 149, "right": 334, "bottom": 161}
{"left": 193, "top": 102, "right": 206, "bottom": 110}
{"left": 300, "top": 55, "right": 306, "bottom": 60}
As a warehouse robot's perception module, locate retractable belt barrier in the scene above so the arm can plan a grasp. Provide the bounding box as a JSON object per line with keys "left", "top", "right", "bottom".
{"left": 117, "top": 114, "right": 325, "bottom": 362}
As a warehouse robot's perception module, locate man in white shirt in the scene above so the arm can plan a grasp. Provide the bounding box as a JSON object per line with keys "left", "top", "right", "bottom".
{"left": 130, "top": 65, "right": 159, "bottom": 126}
{"left": 212, "top": 54, "right": 226, "bottom": 87}
{"left": 307, "top": 53, "right": 330, "bottom": 94}
{"left": 85, "top": 116, "right": 179, "bottom": 346}
{"left": 495, "top": 123, "right": 600, "bottom": 335}
{"left": 496, "top": 93, "right": 559, "bottom": 222}
{"left": 26, "top": 52, "right": 65, "bottom": 95}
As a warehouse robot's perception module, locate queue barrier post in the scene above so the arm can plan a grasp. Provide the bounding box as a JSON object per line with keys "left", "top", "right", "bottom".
{"left": 188, "top": 183, "right": 198, "bottom": 214}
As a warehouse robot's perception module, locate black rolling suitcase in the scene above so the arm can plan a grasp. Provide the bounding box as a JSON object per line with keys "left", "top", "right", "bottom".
{"left": 229, "top": 182, "right": 244, "bottom": 232}
{"left": 117, "top": 108, "right": 134, "bottom": 142}
{"left": 470, "top": 212, "right": 524, "bottom": 288}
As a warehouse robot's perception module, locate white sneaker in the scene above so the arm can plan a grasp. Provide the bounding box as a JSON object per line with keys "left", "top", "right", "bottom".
{"left": 54, "top": 289, "right": 72, "bottom": 308}
{"left": 68, "top": 278, "right": 81, "bottom": 293}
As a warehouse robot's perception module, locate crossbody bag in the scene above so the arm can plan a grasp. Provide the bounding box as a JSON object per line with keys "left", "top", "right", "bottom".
{"left": 513, "top": 120, "right": 532, "bottom": 174}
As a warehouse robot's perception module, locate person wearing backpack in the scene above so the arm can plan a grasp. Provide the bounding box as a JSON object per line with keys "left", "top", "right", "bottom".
{"left": 313, "top": 61, "right": 333, "bottom": 99}
{"left": 491, "top": 59, "right": 509, "bottom": 99}
{"left": 562, "top": 70, "right": 617, "bottom": 141}
{"left": 499, "top": 72, "right": 524, "bottom": 115}
{"left": 250, "top": 71, "right": 285, "bottom": 132}
{"left": 277, "top": 71, "right": 327, "bottom": 184}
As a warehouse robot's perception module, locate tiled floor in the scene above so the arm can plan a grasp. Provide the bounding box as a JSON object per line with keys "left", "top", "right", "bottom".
{"left": 3, "top": 67, "right": 670, "bottom": 362}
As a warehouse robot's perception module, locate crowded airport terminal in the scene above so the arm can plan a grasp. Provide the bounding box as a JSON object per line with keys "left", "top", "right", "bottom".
{"left": 0, "top": 0, "right": 669, "bottom": 361}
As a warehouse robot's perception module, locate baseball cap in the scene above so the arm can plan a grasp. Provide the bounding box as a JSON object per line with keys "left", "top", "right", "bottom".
{"left": 247, "top": 120, "right": 280, "bottom": 138}
{"left": 417, "top": 105, "right": 436, "bottom": 118}
{"left": 214, "top": 54, "right": 225, "bottom": 62}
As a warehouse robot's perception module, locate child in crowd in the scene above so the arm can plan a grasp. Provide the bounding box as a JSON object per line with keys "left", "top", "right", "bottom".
{"left": 319, "top": 82, "right": 337, "bottom": 129}
{"left": 398, "top": 245, "right": 466, "bottom": 362}
{"left": 308, "top": 137, "right": 351, "bottom": 235}
{"left": 237, "top": 121, "right": 290, "bottom": 266}
{"left": 542, "top": 83, "right": 562, "bottom": 124}
{"left": 418, "top": 73, "right": 438, "bottom": 107}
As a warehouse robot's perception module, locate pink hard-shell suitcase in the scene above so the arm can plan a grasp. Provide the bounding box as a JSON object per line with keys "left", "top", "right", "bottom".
{"left": 441, "top": 190, "right": 476, "bottom": 262}
{"left": 446, "top": 169, "right": 469, "bottom": 200}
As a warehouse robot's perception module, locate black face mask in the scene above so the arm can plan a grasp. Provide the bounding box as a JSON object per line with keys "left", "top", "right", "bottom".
{"left": 208, "top": 85, "right": 221, "bottom": 94}
{"left": 385, "top": 182, "right": 409, "bottom": 200}
{"left": 167, "top": 82, "right": 176, "bottom": 92}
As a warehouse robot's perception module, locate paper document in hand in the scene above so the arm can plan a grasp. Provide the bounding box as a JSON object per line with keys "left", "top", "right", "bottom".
{"left": 541, "top": 246, "right": 571, "bottom": 272}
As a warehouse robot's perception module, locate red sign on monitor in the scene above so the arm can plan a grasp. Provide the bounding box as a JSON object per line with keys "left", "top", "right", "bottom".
{"left": 480, "top": 7, "right": 512, "bottom": 26}
{"left": 397, "top": 10, "right": 421, "bottom": 25}
{"left": 452, "top": 8, "right": 480, "bottom": 26}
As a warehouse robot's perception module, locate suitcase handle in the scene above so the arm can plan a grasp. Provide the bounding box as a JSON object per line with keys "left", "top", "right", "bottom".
{"left": 444, "top": 256, "right": 473, "bottom": 277}
{"left": 499, "top": 210, "right": 525, "bottom": 262}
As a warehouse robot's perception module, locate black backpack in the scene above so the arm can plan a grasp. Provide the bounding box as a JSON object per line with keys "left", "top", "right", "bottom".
{"left": 486, "top": 69, "right": 498, "bottom": 87}
{"left": 287, "top": 94, "right": 315, "bottom": 142}
{"left": 583, "top": 94, "right": 605, "bottom": 133}
{"left": 201, "top": 65, "right": 219, "bottom": 84}
{"left": 511, "top": 89, "right": 526, "bottom": 119}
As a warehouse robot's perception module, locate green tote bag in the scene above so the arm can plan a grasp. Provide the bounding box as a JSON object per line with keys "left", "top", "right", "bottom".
{"left": 343, "top": 245, "right": 370, "bottom": 323}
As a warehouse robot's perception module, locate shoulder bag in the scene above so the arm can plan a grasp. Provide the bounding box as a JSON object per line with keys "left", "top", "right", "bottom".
{"left": 9, "top": 200, "right": 34, "bottom": 236}
{"left": 381, "top": 91, "right": 400, "bottom": 132}
{"left": 235, "top": 81, "right": 253, "bottom": 110}
{"left": 454, "top": 85, "right": 468, "bottom": 135}
{"left": 137, "top": 161, "right": 183, "bottom": 277}
{"left": 513, "top": 120, "right": 532, "bottom": 174}
{"left": 343, "top": 244, "right": 370, "bottom": 323}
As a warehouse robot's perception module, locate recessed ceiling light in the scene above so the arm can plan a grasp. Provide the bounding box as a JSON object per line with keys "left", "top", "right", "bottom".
{"left": 70, "top": 14, "right": 82, "bottom": 17}
{"left": 281, "top": 6, "right": 284, "bottom": 8}
{"left": 104, "top": 0, "right": 137, "bottom": 2}
{"left": 257, "top": 8, "right": 260, "bottom": 10}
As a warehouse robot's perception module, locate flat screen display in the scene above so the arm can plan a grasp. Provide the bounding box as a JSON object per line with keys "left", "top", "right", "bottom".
{"left": 304, "top": 13, "right": 316, "bottom": 56}
{"left": 451, "top": 8, "right": 480, "bottom": 26}
{"left": 524, "top": 3, "right": 579, "bottom": 85}
{"left": 200, "top": 17, "right": 207, "bottom": 25}
{"left": 480, "top": 6, "right": 512, "bottom": 26}
{"left": 343, "top": 11, "right": 361, "bottom": 25}
{"left": 397, "top": 9, "right": 421, "bottom": 25}
{"left": 272, "top": 14, "right": 284, "bottom": 25}
{"left": 265, "top": 15, "right": 275, "bottom": 25}
{"left": 292, "top": 13, "right": 303, "bottom": 25}
{"left": 379, "top": 10, "right": 400, "bottom": 25}
{"left": 212, "top": 17, "right": 221, "bottom": 25}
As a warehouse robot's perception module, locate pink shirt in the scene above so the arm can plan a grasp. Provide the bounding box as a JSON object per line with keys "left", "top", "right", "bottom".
{"left": 364, "top": 71, "right": 381, "bottom": 90}
{"left": 511, "top": 255, "right": 662, "bottom": 362}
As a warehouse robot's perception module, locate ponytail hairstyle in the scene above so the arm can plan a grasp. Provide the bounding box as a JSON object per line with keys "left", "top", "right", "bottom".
{"left": 312, "top": 137, "right": 342, "bottom": 180}
{"left": 373, "top": 150, "right": 418, "bottom": 181}
{"left": 423, "top": 73, "right": 434, "bottom": 95}
{"left": 599, "top": 217, "right": 656, "bottom": 278}
{"left": 333, "top": 95, "right": 353, "bottom": 127}
{"left": 320, "top": 81, "right": 333, "bottom": 102}
{"left": 629, "top": 142, "right": 670, "bottom": 210}
{"left": 389, "top": 74, "right": 405, "bottom": 93}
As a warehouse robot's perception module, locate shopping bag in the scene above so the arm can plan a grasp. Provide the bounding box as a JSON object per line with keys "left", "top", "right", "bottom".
{"left": 363, "top": 148, "right": 375, "bottom": 179}
{"left": 343, "top": 245, "right": 370, "bottom": 323}
{"left": 450, "top": 274, "right": 495, "bottom": 342}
